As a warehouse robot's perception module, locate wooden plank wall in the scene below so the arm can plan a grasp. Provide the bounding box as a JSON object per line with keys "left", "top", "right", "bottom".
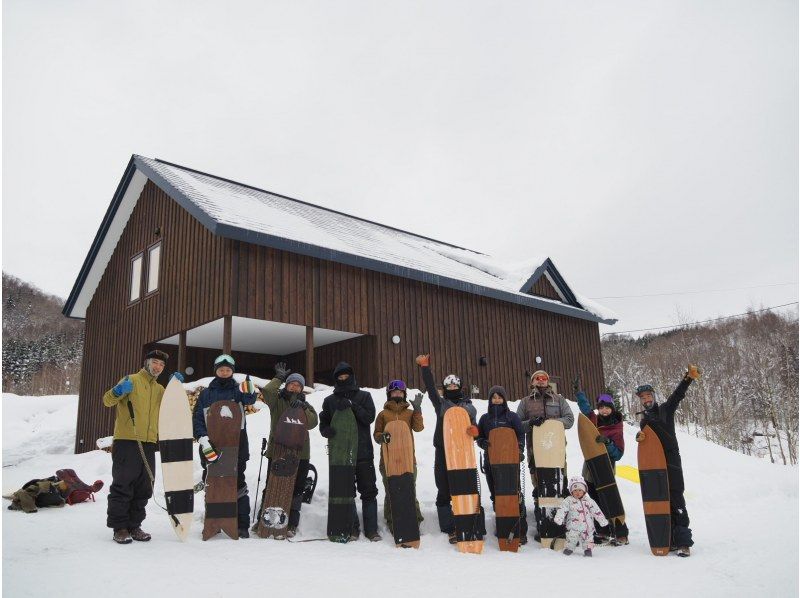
{"left": 76, "top": 182, "right": 605, "bottom": 452}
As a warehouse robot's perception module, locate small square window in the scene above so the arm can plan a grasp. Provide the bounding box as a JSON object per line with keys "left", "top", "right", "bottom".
{"left": 130, "top": 254, "right": 143, "bottom": 302}
{"left": 147, "top": 243, "right": 161, "bottom": 294}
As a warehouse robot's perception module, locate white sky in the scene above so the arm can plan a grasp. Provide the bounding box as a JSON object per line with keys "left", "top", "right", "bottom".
{"left": 2, "top": 0, "right": 798, "bottom": 335}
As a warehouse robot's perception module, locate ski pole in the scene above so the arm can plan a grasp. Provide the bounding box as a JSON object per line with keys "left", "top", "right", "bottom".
{"left": 252, "top": 438, "right": 267, "bottom": 524}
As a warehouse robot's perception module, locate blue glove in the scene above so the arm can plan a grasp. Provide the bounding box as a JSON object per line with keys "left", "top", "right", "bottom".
{"left": 112, "top": 377, "right": 133, "bottom": 397}
{"left": 170, "top": 372, "right": 185, "bottom": 383}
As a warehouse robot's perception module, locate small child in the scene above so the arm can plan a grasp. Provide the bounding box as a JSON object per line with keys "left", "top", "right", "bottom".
{"left": 553, "top": 476, "right": 608, "bottom": 557}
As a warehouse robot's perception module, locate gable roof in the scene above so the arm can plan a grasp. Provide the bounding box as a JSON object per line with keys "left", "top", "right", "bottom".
{"left": 63, "top": 155, "right": 616, "bottom": 324}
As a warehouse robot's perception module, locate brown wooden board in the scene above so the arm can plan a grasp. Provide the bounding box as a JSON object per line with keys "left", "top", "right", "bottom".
{"left": 577, "top": 413, "right": 625, "bottom": 525}
{"left": 637, "top": 424, "right": 671, "bottom": 556}
{"left": 203, "top": 401, "right": 242, "bottom": 540}
{"left": 443, "top": 407, "right": 484, "bottom": 554}
{"left": 488, "top": 427, "right": 521, "bottom": 552}
{"left": 382, "top": 420, "right": 420, "bottom": 548}
{"left": 257, "top": 407, "right": 308, "bottom": 539}
{"left": 531, "top": 419, "right": 566, "bottom": 550}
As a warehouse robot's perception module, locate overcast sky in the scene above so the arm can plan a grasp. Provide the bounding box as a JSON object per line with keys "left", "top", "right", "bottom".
{"left": 3, "top": 0, "right": 797, "bottom": 335}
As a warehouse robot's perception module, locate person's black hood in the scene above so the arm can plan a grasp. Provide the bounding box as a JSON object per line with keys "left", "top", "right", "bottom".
{"left": 487, "top": 385, "right": 509, "bottom": 416}
{"left": 333, "top": 361, "right": 358, "bottom": 394}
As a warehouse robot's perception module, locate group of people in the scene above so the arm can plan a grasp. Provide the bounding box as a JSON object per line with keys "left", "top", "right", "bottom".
{"left": 103, "top": 348, "right": 699, "bottom": 557}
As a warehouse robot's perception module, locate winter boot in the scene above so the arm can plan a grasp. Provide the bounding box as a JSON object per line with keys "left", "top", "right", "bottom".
{"left": 448, "top": 532, "right": 458, "bottom": 544}
{"left": 677, "top": 546, "right": 691, "bottom": 557}
{"left": 436, "top": 505, "right": 454, "bottom": 534}
{"left": 362, "top": 500, "right": 380, "bottom": 540}
{"left": 287, "top": 526, "right": 297, "bottom": 538}
{"left": 129, "top": 527, "right": 151, "bottom": 542}
{"left": 583, "top": 548, "right": 593, "bottom": 557}
{"left": 113, "top": 529, "right": 132, "bottom": 544}
{"left": 239, "top": 527, "right": 250, "bottom": 539}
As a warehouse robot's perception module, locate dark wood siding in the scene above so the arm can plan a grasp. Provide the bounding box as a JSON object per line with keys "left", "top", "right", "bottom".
{"left": 529, "top": 276, "right": 562, "bottom": 301}
{"left": 75, "top": 183, "right": 605, "bottom": 452}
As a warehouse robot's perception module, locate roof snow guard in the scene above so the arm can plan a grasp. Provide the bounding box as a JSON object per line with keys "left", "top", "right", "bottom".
{"left": 63, "top": 155, "right": 617, "bottom": 324}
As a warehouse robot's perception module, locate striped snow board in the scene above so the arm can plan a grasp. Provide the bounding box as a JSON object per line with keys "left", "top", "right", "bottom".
{"left": 327, "top": 408, "right": 357, "bottom": 542}
{"left": 531, "top": 419, "right": 567, "bottom": 550}
{"left": 202, "top": 401, "right": 242, "bottom": 540}
{"left": 158, "top": 377, "right": 194, "bottom": 541}
{"left": 637, "top": 424, "right": 671, "bottom": 556}
{"left": 443, "top": 406, "right": 484, "bottom": 554}
{"left": 382, "top": 419, "right": 420, "bottom": 548}
{"left": 257, "top": 406, "right": 308, "bottom": 539}
{"left": 577, "top": 413, "right": 625, "bottom": 527}
{"left": 488, "top": 427, "right": 522, "bottom": 552}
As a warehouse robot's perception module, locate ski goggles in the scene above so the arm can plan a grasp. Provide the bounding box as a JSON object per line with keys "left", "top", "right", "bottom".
{"left": 531, "top": 373, "right": 550, "bottom": 383}
{"left": 442, "top": 374, "right": 461, "bottom": 388}
{"left": 214, "top": 354, "right": 236, "bottom": 368}
{"left": 387, "top": 380, "right": 407, "bottom": 392}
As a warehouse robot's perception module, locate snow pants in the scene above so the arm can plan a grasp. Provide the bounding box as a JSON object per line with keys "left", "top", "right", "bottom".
{"left": 671, "top": 490, "right": 693, "bottom": 547}
{"left": 107, "top": 440, "right": 156, "bottom": 530}
{"left": 200, "top": 431, "right": 250, "bottom": 529}
{"left": 379, "top": 461, "right": 423, "bottom": 532}
{"left": 351, "top": 459, "right": 379, "bottom": 536}
{"left": 433, "top": 446, "right": 454, "bottom": 533}
{"left": 565, "top": 528, "right": 593, "bottom": 552}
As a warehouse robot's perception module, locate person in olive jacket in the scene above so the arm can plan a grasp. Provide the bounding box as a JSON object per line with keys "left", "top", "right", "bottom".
{"left": 254, "top": 362, "right": 318, "bottom": 537}
{"left": 103, "top": 349, "right": 183, "bottom": 545}
{"left": 318, "top": 362, "right": 380, "bottom": 541}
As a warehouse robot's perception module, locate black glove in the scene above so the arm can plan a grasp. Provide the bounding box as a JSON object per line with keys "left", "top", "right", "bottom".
{"left": 320, "top": 426, "right": 336, "bottom": 439}
{"left": 378, "top": 432, "right": 391, "bottom": 444}
{"left": 572, "top": 374, "right": 581, "bottom": 394}
{"left": 290, "top": 397, "right": 306, "bottom": 409}
{"left": 596, "top": 434, "right": 611, "bottom": 445}
{"left": 274, "top": 361, "right": 290, "bottom": 381}
{"left": 335, "top": 398, "right": 352, "bottom": 411}
{"left": 476, "top": 438, "right": 490, "bottom": 451}
{"left": 529, "top": 416, "right": 545, "bottom": 428}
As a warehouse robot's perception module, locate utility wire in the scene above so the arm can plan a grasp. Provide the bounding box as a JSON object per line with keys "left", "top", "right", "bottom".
{"left": 590, "top": 282, "right": 797, "bottom": 300}
{"left": 601, "top": 301, "right": 799, "bottom": 336}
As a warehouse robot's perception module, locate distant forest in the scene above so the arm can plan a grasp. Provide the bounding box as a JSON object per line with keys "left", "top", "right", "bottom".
{"left": 2, "top": 272, "right": 797, "bottom": 464}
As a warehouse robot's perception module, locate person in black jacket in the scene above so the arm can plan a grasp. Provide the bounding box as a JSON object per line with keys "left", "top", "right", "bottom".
{"left": 635, "top": 364, "right": 701, "bottom": 557}
{"left": 415, "top": 353, "right": 479, "bottom": 544}
{"left": 318, "top": 362, "right": 380, "bottom": 541}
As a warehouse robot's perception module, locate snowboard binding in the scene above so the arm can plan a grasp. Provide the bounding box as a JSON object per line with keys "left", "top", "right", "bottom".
{"left": 301, "top": 464, "right": 318, "bottom": 504}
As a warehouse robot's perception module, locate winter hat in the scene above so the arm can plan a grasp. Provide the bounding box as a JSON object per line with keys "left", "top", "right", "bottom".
{"left": 145, "top": 350, "right": 169, "bottom": 363}
{"left": 635, "top": 384, "right": 654, "bottom": 396}
{"left": 597, "top": 394, "right": 614, "bottom": 408}
{"left": 487, "top": 385, "right": 507, "bottom": 402}
{"left": 213, "top": 354, "right": 236, "bottom": 373}
{"left": 443, "top": 374, "right": 462, "bottom": 388}
{"left": 530, "top": 370, "right": 550, "bottom": 384}
{"left": 568, "top": 476, "right": 588, "bottom": 494}
{"left": 286, "top": 373, "right": 306, "bottom": 388}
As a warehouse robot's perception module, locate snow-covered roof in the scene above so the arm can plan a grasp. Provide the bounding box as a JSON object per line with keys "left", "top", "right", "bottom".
{"left": 63, "top": 155, "right": 616, "bottom": 324}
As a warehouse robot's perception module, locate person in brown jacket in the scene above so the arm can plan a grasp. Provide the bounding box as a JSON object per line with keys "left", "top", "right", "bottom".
{"left": 373, "top": 379, "right": 425, "bottom": 534}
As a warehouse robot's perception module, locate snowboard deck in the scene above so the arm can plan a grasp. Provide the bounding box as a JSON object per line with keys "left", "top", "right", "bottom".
{"left": 443, "top": 407, "right": 484, "bottom": 554}
{"left": 257, "top": 407, "right": 308, "bottom": 539}
{"left": 488, "top": 427, "right": 522, "bottom": 552}
{"left": 638, "top": 424, "right": 671, "bottom": 556}
{"left": 577, "top": 413, "right": 625, "bottom": 526}
{"left": 382, "top": 419, "right": 420, "bottom": 548}
{"left": 158, "top": 377, "right": 194, "bottom": 541}
{"left": 531, "top": 419, "right": 566, "bottom": 550}
{"left": 203, "top": 401, "right": 242, "bottom": 541}
{"left": 327, "top": 408, "right": 357, "bottom": 542}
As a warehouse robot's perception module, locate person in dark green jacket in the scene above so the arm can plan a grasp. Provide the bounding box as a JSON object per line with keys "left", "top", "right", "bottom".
{"left": 102, "top": 349, "right": 183, "bottom": 545}
{"left": 254, "top": 362, "right": 318, "bottom": 537}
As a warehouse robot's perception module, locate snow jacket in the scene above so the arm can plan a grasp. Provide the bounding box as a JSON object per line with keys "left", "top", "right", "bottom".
{"left": 103, "top": 368, "right": 164, "bottom": 443}
{"left": 576, "top": 391, "right": 624, "bottom": 461}
{"left": 516, "top": 386, "right": 574, "bottom": 457}
{"left": 373, "top": 399, "right": 424, "bottom": 462}
{"left": 553, "top": 494, "right": 609, "bottom": 542}
{"left": 192, "top": 376, "right": 257, "bottom": 439}
{"left": 420, "top": 365, "right": 477, "bottom": 449}
{"left": 319, "top": 362, "right": 376, "bottom": 460}
{"left": 477, "top": 386, "right": 526, "bottom": 453}
{"left": 260, "top": 377, "right": 318, "bottom": 460}
{"left": 638, "top": 376, "right": 694, "bottom": 492}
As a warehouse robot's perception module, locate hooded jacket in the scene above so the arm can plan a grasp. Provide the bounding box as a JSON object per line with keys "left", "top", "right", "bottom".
{"left": 477, "top": 385, "right": 525, "bottom": 449}
{"left": 516, "top": 385, "right": 574, "bottom": 458}
{"left": 373, "top": 398, "right": 424, "bottom": 462}
{"left": 192, "top": 376, "right": 258, "bottom": 439}
{"left": 102, "top": 368, "right": 164, "bottom": 443}
{"left": 420, "top": 365, "right": 477, "bottom": 448}
{"left": 319, "top": 362, "right": 376, "bottom": 459}
{"left": 260, "top": 377, "right": 318, "bottom": 460}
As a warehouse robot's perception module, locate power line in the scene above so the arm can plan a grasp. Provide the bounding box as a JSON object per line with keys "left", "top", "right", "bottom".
{"left": 601, "top": 301, "right": 799, "bottom": 336}
{"left": 590, "top": 282, "right": 797, "bottom": 300}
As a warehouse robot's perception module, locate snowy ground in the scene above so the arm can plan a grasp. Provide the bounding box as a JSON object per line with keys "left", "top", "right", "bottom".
{"left": 2, "top": 388, "right": 798, "bottom": 598}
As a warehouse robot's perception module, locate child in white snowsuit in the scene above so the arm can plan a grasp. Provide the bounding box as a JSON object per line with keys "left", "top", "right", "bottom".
{"left": 554, "top": 476, "right": 608, "bottom": 557}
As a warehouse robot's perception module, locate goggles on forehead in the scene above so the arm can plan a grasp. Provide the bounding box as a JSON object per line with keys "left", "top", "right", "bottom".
{"left": 387, "top": 380, "right": 406, "bottom": 392}
{"left": 443, "top": 374, "right": 461, "bottom": 388}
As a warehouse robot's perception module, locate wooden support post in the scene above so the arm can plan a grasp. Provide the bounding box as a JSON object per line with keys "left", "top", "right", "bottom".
{"left": 223, "top": 316, "right": 232, "bottom": 355}
{"left": 178, "top": 331, "right": 187, "bottom": 374}
{"left": 305, "top": 326, "right": 314, "bottom": 387}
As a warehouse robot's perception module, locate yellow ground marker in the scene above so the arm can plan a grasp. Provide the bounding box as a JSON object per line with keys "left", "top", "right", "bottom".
{"left": 616, "top": 464, "right": 640, "bottom": 484}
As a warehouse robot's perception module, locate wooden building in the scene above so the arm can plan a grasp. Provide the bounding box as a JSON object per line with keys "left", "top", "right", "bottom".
{"left": 64, "top": 155, "right": 616, "bottom": 453}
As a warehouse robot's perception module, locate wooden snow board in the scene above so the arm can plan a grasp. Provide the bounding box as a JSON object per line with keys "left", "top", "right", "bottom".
{"left": 382, "top": 419, "right": 420, "bottom": 548}
{"left": 577, "top": 413, "right": 625, "bottom": 527}
{"left": 637, "top": 424, "right": 671, "bottom": 556}
{"left": 488, "top": 427, "right": 522, "bottom": 552}
{"left": 327, "top": 408, "right": 357, "bottom": 542}
{"left": 531, "top": 419, "right": 566, "bottom": 550}
{"left": 158, "top": 377, "right": 195, "bottom": 541}
{"left": 443, "top": 407, "right": 484, "bottom": 554}
{"left": 257, "top": 406, "right": 308, "bottom": 539}
{"left": 202, "top": 401, "right": 242, "bottom": 541}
